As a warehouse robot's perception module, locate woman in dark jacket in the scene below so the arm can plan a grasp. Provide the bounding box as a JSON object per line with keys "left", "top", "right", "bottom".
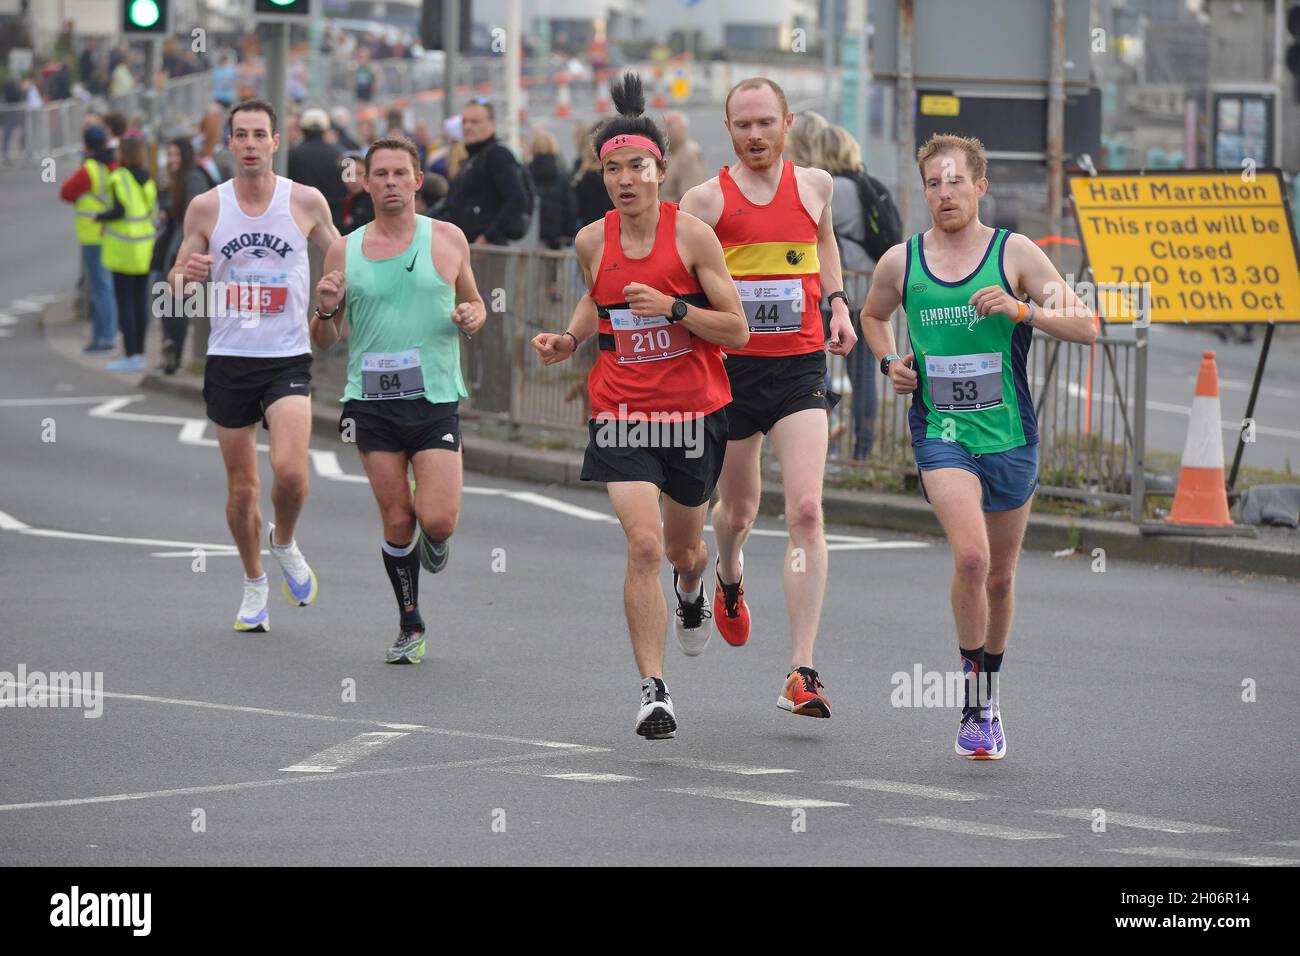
{"left": 571, "top": 121, "right": 614, "bottom": 229}
{"left": 153, "top": 136, "right": 215, "bottom": 373}
{"left": 526, "top": 128, "right": 575, "bottom": 249}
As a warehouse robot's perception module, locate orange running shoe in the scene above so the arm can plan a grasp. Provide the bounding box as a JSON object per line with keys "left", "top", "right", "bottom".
{"left": 713, "top": 556, "right": 750, "bottom": 647}
{"left": 778, "top": 666, "right": 831, "bottom": 718}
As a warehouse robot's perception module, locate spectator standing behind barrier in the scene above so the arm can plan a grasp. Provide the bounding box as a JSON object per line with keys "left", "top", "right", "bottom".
{"left": 660, "top": 111, "right": 706, "bottom": 203}
{"left": 291, "top": 108, "right": 347, "bottom": 233}
{"left": 819, "top": 124, "right": 878, "bottom": 459}
{"left": 570, "top": 121, "right": 613, "bottom": 228}
{"left": 436, "top": 99, "right": 529, "bottom": 245}
{"left": 786, "top": 110, "right": 828, "bottom": 168}
{"left": 60, "top": 125, "right": 119, "bottom": 352}
{"left": 153, "top": 136, "right": 215, "bottom": 374}
{"left": 212, "top": 52, "right": 238, "bottom": 107}
{"left": 354, "top": 48, "right": 378, "bottom": 103}
{"left": 195, "top": 104, "right": 234, "bottom": 182}
{"left": 527, "top": 127, "right": 575, "bottom": 249}
{"left": 96, "top": 136, "right": 157, "bottom": 373}
{"left": 2, "top": 73, "right": 23, "bottom": 161}
{"left": 339, "top": 154, "right": 375, "bottom": 234}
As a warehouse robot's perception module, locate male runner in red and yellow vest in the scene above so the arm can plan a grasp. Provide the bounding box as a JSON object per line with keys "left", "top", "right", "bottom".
{"left": 681, "top": 78, "right": 857, "bottom": 718}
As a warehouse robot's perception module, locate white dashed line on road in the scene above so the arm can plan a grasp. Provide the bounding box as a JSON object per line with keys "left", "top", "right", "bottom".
{"left": 280, "top": 731, "right": 410, "bottom": 773}
{"left": 636, "top": 757, "right": 797, "bottom": 776}
{"left": 1101, "top": 847, "right": 1299, "bottom": 867}
{"left": 1038, "top": 809, "right": 1233, "bottom": 834}
{"left": 659, "top": 787, "right": 849, "bottom": 809}
{"left": 879, "top": 817, "right": 1065, "bottom": 840}
{"left": 824, "top": 779, "right": 995, "bottom": 801}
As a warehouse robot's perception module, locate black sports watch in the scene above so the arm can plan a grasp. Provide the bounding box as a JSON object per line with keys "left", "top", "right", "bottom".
{"left": 880, "top": 353, "right": 901, "bottom": 375}
{"left": 669, "top": 297, "right": 689, "bottom": 323}
{"left": 826, "top": 291, "right": 851, "bottom": 311}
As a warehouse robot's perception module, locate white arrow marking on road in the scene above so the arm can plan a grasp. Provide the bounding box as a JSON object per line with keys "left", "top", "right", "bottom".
{"left": 280, "top": 731, "right": 409, "bottom": 773}
{"left": 308, "top": 449, "right": 367, "bottom": 482}
{"left": 1101, "top": 847, "right": 1298, "bottom": 867}
{"left": 825, "top": 779, "right": 994, "bottom": 801}
{"left": 0, "top": 509, "right": 30, "bottom": 530}
{"left": 1038, "top": 808, "right": 1232, "bottom": 834}
{"left": 637, "top": 757, "right": 796, "bottom": 776}
{"left": 659, "top": 787, "right": 849, "bottom": 809}
{"left": 880, "top": 817, "right": 1065, "bottom": 840}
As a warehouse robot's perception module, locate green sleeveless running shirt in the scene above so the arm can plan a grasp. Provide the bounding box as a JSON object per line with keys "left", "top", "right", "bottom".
{"left": 902, "top": 228, "right": 1038, "bottom": 454}
{"left": 342, "top": 214, "right": 467, "bottom": 404}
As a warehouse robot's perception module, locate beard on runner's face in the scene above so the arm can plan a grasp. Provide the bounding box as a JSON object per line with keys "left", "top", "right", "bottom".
{"left": 731, "top": 121, "right": 785, "bottom": 170}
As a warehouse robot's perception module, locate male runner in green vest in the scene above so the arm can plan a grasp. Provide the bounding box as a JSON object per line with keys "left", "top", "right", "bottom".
{"left": 311, "top": 137, "right": 487, "bottom": 663}
{"left": 860, "top": 135, "right": 1095, "bottom": 759}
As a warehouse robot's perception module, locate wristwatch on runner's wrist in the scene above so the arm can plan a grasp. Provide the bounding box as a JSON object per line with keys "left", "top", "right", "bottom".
{"left": 826, "top": 291, "right": 850, "bottom": 312}
{"left": 880, "top": 353, "right": 901, "bottom": 375}
{"left": 668, "top": 297, "right": 688, "bottom": 323}
{"left": 314, "top": 304, "right": 340, "bottom": 321}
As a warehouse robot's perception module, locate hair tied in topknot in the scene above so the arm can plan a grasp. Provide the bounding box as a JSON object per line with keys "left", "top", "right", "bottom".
{"left": 609, "top": 72, "right": 646, "bottom": 119}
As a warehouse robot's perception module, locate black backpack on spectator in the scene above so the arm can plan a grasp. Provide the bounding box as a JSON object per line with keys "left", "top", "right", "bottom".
{"left": 849, "top": 170, "right": 903, "bottom": 262}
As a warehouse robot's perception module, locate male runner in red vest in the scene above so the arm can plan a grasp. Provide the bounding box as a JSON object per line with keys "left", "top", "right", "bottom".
{"left": 680, "top": 78, "right": 857, "bottom": 718}
{"left": 532, "top": 74, "right": 746, "bottom": 738}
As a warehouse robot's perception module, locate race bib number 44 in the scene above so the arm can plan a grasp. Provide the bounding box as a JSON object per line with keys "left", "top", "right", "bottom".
{"left": 609, "top": 309, "right": 692, "bottom": 364}
{"left": 924, "top": 352, "right": 1004, "bottom": 412}
{"left": 361, "top": 349, "right": 425, "bottom": 400}
{"left": 736, "top": 279, "right": 803, "bottom": 334}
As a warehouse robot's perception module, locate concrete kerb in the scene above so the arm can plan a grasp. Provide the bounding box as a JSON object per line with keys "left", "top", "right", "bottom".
{"left": 35, "top": 293, "right": 1297, "bottom": 580}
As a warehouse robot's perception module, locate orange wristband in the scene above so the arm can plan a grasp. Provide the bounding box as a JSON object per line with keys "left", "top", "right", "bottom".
{"left": 1014, "top": 301, "right": 1026, "bottom": 323}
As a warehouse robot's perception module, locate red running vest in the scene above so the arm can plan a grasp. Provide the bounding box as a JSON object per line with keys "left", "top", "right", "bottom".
{"left": 587, "top": 202, "right": 732, "bottom": 418}
{"left": 714, "top": 160, "right": 824, "bottom": 358}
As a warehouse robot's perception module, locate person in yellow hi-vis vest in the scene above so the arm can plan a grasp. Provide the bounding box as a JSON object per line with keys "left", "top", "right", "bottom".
{"left": 58, "top": 125, "right": 119, "bottom": 353}
{"left": 97, "top": 137, "right": 157, "bottom": 373}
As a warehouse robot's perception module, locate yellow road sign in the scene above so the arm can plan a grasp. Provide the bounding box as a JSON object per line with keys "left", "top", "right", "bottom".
{"left": 920, "top": 94, "right": 960, "bottom": 116}
{"left": 1069, "top": 170, "right": 1300, "bottom": 323}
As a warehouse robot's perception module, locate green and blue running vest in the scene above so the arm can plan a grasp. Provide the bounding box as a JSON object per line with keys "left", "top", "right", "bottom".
{"left": 902, "top": 228, "right": 1037, "bottom": 455}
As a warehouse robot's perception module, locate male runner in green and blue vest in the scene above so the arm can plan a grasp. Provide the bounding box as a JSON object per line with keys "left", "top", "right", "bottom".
{"left": 861, "top": 135, "right": 1095, "bottom": 759}
{"left": 311, "top": 137, "right": 487, "bottom": 664}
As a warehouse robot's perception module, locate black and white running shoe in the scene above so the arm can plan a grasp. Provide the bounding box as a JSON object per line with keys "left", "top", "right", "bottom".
{"left": 635, "top": 677, "right": 677, "bottom": 739}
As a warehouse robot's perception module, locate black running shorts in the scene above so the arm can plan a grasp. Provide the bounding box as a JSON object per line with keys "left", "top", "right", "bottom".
{"left": 340, "top": 399, "right": 461, "bottom": 456}
{"left": 722, "top": 350, "right": 830, "bottom": 441}
{"left": 580, "top": 407, "right": 728, "bottom": 507}
{"left": 203, "top": 353, "right": 312, "bottom": 430}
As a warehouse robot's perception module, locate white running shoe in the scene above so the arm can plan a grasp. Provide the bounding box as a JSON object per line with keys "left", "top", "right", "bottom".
{"left": 635, "top": 677, "right": 677, "bottom": 739}
{"left": 268, "top": 523, "right": 318, "bottom": 607}
{"left": 234, "top": 576, "right": 270, "bottom": 632}
{"left": 672, "top": 571, "right": 713, "bottom": 657}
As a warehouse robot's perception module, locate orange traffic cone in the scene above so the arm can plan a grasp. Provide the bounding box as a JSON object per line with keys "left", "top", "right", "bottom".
{"left": 1142, "top": 350, "right": 1254, "bottom": 537}
{"left": 555, "top": 73, "right": 571, "bottom": 118}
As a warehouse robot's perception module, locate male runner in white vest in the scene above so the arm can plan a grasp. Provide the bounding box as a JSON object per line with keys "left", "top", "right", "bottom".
{"left": 172, "top": 99, "right": 340, "bottom": 633}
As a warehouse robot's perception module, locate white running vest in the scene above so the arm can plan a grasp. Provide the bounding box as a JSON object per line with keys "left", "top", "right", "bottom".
{"left": 207, "top": 175, "right": 311, "bottom": 357}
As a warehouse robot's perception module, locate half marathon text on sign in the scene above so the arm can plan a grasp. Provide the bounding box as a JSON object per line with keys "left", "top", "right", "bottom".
{"left": 1069, "top": 170, "right": 1300, "bottom": 324}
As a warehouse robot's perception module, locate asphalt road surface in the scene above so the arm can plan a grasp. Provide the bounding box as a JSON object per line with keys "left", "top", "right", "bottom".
{"left": 1, "top": 301, "right": 1297, "bottom": 866}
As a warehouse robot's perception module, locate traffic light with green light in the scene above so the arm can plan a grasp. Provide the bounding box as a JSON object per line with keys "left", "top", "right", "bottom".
{"left": 253, "top": 0, "right": 312, "bottom": 17}
{"left": 121, "top": 0, "right": 171, "bottom": 36}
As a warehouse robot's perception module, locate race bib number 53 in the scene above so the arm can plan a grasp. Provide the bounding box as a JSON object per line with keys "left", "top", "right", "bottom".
{"left": 924, "top": 352, "right": 1004, "bottom": 412}
{"left": 609, "top": 309, "right": 692, "bottom": 364}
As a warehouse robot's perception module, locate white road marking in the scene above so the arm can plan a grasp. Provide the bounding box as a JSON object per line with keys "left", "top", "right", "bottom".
{"left": 0, "top": 509, "right": 30, "bottom": 530}
{"left": 489, "top": 767, "right": 641, "bottom": 783}
{"left": 0, "top": 749, "right": 602, "bottom": 814}
{"left": 502, "top": 490, "right": 617, "bottom": 523}
{"left": 279, "top": 731, "right": 408, "bottom": 773}
{"left": 150, "top": 548, "right": 259, "bottom": 558}
{"left": 637, "top": 757, "right": 796, "bottom": 776}
{"left": 880, "top": 817, "right": 1065, "bottom": 840}
{"left": 16, "top": 528, "right": 236, "bottom": 550}
{"left": 1272, "top": 839, "right": 1300, "bottom": 848}
{"left": 0, "top": 313, "right": 18, "bottom": 326}
{"left": 10, "top": 299, "right": 47, "bottom": 312}
{"left": 824, "top": 779, "right": 993, "bottom": 801}
{"left": 0, "top": 679, "right": 599, "bottom": 751}
{"left": 659, "top": 787, "right": 849, "bottom": 808}
{"left": 1101, "top": 847, "right": 1298, "bottom": 867}
{"left": 0, "top": 394, "right": 137, "bottom": 407}
{"left": 1038, "top": 808, "right": 1232, "bottom": 834}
